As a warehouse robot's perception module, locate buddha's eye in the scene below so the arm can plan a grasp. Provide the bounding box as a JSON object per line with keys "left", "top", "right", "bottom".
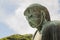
{"left": 32, "top": 15, "right": 40, "bottom": 18}
{"left": 28, "top": 15, "right": 33, "bottom": 18}
{"left": 30, "top": 15, "right": 33, "bottom": 17}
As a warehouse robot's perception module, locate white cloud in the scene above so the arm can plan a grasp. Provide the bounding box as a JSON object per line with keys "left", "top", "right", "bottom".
{"left": 5, "top": 9, "right": 36, "bottom": 34}
{"left": 4, "top": 5, "right": 36, "bottom": 34}
{"left": 0, "top": 0, "right": 19, "bottom": 21}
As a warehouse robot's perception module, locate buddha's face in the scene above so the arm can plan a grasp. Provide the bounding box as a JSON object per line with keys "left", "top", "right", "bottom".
{"left": 24, "top": 4, "right": 50, "bottom": 28}
{"left": 24, "top": 9, "right": 42, "bottom": 28}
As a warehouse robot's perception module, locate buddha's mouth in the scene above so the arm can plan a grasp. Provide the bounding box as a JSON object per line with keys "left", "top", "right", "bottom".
{"left": 29, "top": 20, "right": 42, "bottom": 28}
{"left": 29, "top": 21, "right": 38, "bottom": 28}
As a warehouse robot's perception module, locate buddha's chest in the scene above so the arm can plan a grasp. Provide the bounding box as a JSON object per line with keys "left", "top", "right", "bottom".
{"left": 34, "top": 31, "right": 42, "bottom": 40}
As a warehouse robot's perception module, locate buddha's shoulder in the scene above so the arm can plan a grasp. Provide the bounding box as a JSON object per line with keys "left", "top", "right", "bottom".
{"left": 42, "top": 21, "right": 60, "bottom": 32}
{"left": 44, "top": 20, "right": 60, "bottom": 27}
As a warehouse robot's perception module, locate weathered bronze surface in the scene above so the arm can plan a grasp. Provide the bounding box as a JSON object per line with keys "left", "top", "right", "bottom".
{"left": 24, "top": 3, "right": 60, "bottom": 40}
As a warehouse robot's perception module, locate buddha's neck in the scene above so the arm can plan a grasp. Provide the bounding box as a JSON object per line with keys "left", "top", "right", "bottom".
{"left": 37, "top": 19, "right": 48, "bottom": 32}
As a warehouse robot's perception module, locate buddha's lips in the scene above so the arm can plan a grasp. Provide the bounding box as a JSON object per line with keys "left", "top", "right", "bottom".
{"left": 29, "top": 21, "right": 38, "bottom": 28}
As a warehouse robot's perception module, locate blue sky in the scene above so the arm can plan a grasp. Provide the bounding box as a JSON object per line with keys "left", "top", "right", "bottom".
{"left": 0, "top": 22, "right": 15, "bottom": 38}
{"left": 0, "top": 0, "right": 18, "bottom": 38}
{"left": 0, "top": 0, "right": 60, "bottom": 38}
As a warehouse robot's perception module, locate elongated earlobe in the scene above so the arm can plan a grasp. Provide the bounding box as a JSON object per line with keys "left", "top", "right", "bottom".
{"left": 41, "top": 10, "right": 46, "bottom": 19}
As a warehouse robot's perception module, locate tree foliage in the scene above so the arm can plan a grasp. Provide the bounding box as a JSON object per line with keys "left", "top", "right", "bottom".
{"left": 0, "top": 34, "right": 33, "bottom": 40}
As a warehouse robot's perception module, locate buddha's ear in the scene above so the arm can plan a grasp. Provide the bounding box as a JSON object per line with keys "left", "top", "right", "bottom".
{"left": 41, "top": 10, "right": 46, "bottom": 19}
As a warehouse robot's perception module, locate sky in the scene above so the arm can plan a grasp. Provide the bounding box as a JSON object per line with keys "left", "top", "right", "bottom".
{"left": 0, "top": 0, "right": 60, "bottom": 38}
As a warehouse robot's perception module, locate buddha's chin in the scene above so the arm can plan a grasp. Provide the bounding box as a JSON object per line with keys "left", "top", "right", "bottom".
{"left": 29, "top": 22, "right": 37, "bottom": 28}
{"left": 30, "top": 25, "right": 36, "bottom": 28}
